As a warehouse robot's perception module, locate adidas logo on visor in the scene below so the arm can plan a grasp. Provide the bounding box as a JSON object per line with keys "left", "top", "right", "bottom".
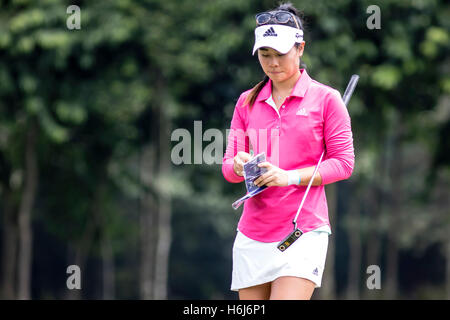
{"left": 263, "top": 27, "right": 277, "bottom": 37}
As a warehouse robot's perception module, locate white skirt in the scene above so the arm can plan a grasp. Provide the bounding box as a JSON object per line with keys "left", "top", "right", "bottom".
{"left": 231, "top": 229, "right": 329, "bottom": 291}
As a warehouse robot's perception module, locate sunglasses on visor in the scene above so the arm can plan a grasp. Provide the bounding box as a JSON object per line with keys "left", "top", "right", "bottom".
{"left": 255, "top": 11, "right": 300, "bottom": 29}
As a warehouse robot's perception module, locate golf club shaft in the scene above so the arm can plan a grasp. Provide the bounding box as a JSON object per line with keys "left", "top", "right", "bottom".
{"left": 291, "top": 150, "right": 325, "bottom": 227}
{"left": 291, "top": 74, "right": 359, "bottom": 227}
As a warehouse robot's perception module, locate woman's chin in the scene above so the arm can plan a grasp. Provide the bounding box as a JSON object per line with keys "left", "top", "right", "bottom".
{"left": 268, "top": 72, "right": 285, "bottom": 81}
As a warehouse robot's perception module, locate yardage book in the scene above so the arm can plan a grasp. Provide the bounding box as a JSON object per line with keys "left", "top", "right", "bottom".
{"left": 231, "top": 152, "right": 269, "bottom": 210}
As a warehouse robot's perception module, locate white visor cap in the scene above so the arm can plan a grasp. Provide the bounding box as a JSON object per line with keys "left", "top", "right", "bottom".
{"left": 252, "top": 24, "right": 304, "bottom": 55}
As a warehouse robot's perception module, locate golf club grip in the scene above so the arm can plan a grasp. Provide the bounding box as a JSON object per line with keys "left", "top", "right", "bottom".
{"left": 343, "top": 74, "right": 359, "bottom": 106}
{"left": 291, "top": 74, "right": 359, "bottom": 226}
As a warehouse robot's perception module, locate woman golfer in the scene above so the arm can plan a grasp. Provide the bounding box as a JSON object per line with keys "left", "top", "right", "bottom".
{"left": 222, "top": 2, "right": 355, "bottom": 300}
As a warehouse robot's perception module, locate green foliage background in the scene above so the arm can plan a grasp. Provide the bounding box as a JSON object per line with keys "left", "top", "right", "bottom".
{"left": 0, "top": 0, "right": 448, "bottom": 299}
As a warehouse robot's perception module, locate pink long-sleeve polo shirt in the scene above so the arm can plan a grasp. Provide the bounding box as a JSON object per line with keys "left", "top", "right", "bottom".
{"left": 222, "top": 69, "right": 355, "bottom": 242}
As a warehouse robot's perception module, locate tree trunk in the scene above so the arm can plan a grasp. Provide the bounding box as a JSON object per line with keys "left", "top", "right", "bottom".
{"left": 102, "top": 236, "right": 115, "bottom": 300}
{"left": 95, "top": 182, "right": 115, "bottom": 300}
{"left": 65, "top": 180, "right": 104, "bottom": 300}
{"left": 384, "top": 233, "right": 398, "bottom": 299}
{"left": 446, "top": 241, "right": 450, "bottom": 299}
{"left": 363, "top": 182, "right": 382, "bottom": 299}
{"left": 17, "top": 122, "right": 39, "bottom": 300}
{"left": 364, "top": 115, "right": 393, "bottom": 299}
{"left": 1, "top": 190, "right": 18, "bottom": 299}
{"left": 153, "top": 88, "right": 172, "bottom": 300}
{"left": 345, "top": 192, "right": 361, "bottom": 300}
{"left": 384, "top": 112, "right": 403, "bottom": 300}
{"left": 139, "top": 144, "right": 158, "bottom": 299}
{"left": 65, "top": 227, "right": 93, "bottom": 300}
{"left": 317, "top": 183, "right": 337, "bottom": 299}
{"left": 363, "top": 144, "right": 385, "bottom": 300}
{"left": 139, "top": 75, "right": 172, "bottom": 300}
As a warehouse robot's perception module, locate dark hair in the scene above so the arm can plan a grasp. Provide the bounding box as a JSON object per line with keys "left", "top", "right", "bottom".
{"left": 244, "top": 2, "right": 306, "bottom": 110}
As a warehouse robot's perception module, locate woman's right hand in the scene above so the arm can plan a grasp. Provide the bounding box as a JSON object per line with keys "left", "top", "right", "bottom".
{"left": 233, "top": 151, "right": 252, "bottom": 177}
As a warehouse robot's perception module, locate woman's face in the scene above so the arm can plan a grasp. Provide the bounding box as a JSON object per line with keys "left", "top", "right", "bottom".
{"left": 257, "top": 43, "right": 305, "bottom": 83}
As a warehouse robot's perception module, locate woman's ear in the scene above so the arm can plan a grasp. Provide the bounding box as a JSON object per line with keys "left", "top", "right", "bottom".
{"left": 297, "top": 42, "right": 305, "bottom": 57}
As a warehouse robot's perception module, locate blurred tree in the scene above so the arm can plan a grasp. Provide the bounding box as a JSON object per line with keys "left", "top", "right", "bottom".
{"left": 0, "top": 0, "right": 149, "bottom": 299}
{"left": 0, "top": 0, "right": 448, "bottom": 300}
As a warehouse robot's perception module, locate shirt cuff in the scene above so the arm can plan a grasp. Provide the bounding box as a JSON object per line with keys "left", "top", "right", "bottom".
{"left": 222, "top": 163, "right": 245, "bottom": 183}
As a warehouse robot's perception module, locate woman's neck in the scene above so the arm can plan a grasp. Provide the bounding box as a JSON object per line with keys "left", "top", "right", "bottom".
{"left": 271, "top": 69, "right": 302, "bottom": 96}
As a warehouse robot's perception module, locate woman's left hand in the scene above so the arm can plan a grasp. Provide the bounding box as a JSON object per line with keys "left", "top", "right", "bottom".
{"left": 253, "top": 162, "right": 289, "bottom": 187}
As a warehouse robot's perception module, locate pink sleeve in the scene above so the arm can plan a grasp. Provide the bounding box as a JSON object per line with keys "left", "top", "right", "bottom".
{"left": 222, "top": 93, "right": 249, "bottom": 183}
{"left": 318, "top": 89, "right": 355, "bottom": 185}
